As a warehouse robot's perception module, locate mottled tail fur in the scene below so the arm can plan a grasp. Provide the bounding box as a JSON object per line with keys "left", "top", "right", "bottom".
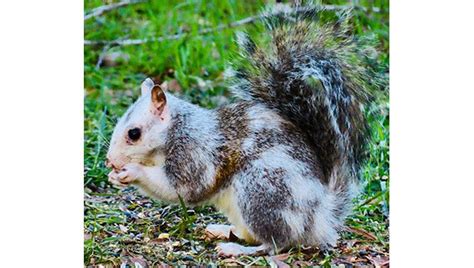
{"left": 227, "top": 4, "right": 376, "bottom": 204}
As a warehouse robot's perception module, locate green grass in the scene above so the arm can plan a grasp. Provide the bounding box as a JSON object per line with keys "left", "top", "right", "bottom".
{"left": 84, "top": 0, "right": 389, "bottom": 266}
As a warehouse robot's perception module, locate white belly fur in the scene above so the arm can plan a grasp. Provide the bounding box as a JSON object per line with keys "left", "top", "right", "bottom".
{"left": 210, "top": 186, "right": 257, "bottom": 244}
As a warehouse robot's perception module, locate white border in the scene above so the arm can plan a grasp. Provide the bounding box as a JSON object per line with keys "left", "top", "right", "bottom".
{"left": 0, "top": 0, "right": 83, "bottom": 266}
{"left": 391, "top": 0, "right": 474, "bottom": 267}
{"left": 0, "top": 0, "right": 473, "bottom": 266}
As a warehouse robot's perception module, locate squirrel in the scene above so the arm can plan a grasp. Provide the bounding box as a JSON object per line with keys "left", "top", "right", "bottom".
{"left": 106, "top": 3, "right": 377, "bottom": 257}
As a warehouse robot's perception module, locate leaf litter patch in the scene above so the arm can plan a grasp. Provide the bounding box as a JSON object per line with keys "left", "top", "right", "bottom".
{"left": 84, "top": 187, "right": 388, "bottom": 267}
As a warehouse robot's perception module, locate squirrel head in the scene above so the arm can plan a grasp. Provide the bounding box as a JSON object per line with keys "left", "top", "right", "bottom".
{"left": 106, "top": 78, "right": 170, "bottom": 171}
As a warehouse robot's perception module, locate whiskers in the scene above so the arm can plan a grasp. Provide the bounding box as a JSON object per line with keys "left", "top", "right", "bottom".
{"left": 97, "top": 132, "right": 111, "bottom": 150}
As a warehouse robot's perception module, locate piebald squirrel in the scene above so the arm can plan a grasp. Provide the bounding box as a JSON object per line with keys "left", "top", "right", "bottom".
{"left": 106, "top": 3, "right": 377, "bottom": 256}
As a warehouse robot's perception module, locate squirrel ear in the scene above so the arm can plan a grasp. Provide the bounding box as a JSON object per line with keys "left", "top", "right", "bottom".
{"left": 150, "top": 84, "right": 167, "bottom": 116}
{"left": 141, "top": 78, "right": 155, "bottom": 96}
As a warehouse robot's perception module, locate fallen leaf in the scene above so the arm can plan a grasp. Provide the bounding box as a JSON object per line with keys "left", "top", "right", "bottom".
{"left": 293, "top": 260, "right": 311, "bottom": 267}
{"left": 157, "top": 233, "right": 170, "bottom": 240}
{"left": 84, "top": 233, "right": 91, "bottom": 240}
{"left": 119, "top": 225, "right": 128, "bottom": 233}
{"left": 129, "top": 256, "right": 148, "bottom": 268}
{"left": 272, "top": 253, "right": 290, "bottom": 261}
{"left": 267, "top": 256, "right": 290, "bottom": 268}
{"left": 120, "top": 255, "right": 148, "bottom": 268}
{"left": 228, "top": 230, "right": 239, "bottom": 242}
{"left": 366, "top": 255, "right": 389, "bottom": 268}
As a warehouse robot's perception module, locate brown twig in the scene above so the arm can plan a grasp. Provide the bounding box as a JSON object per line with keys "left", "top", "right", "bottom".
{"left": 84, "top": 0, "right": 146, "bottom": 21}
{"left": 345, "top": 226, "right": 378, "bottom": 241}
{"left": 84, "top": 4, "right": 379, "bottom": 47}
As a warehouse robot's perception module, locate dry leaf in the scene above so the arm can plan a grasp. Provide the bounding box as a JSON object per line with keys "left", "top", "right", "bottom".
{"left": 129, "top": 256, "right": 148, "bottom": 268}
{"left": 366, "top": 255, "right": 389, "bottom": 268}
{"left": 119, "top": 225, "right": 128, "bottom": 233}
{"left": 293, "top": 260, "right": 311, "bottom": 267}
{"left": 272, "top": 253, "right": 290, "bottom": 261}
{"left": 121, "top": 255, "right": 148, "bottom": 268}
{"left": 84, "top": 233, "right": 91, "bottom": 240}
{"left": 267, "top": 256, "right": 290, "bottom": 268}
{"left": 345, "top": 226, "right": 377, "bottom": 241}
{"left": 158, "top": 233, "right": 170, "bottom": 240}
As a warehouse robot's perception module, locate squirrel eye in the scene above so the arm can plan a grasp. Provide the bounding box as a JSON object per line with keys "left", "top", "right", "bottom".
{"left": 127, "top": 128, "right": 141, "bottom": 141}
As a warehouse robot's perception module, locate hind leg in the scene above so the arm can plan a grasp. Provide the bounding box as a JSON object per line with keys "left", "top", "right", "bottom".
{"left": 211, "top": 163, "right": 318, "bottom": 255}
{"left": 232, "top": 168, "right": 297, "bottom": 250}
{"left": 204, "top": 223, "right": 271, "bottom": 256}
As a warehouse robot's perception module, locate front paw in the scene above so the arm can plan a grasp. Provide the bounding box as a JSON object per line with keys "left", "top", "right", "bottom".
{"left": 108, "top": 170, "right": 128, "bottom": 188}
{"left": 116, "top": 163, "right": 144, "bottom": 185}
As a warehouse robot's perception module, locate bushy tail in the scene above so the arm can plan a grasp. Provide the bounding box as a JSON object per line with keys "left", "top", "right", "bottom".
{"left": 227, "top": 4, "right": 378, "bottom": 198}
